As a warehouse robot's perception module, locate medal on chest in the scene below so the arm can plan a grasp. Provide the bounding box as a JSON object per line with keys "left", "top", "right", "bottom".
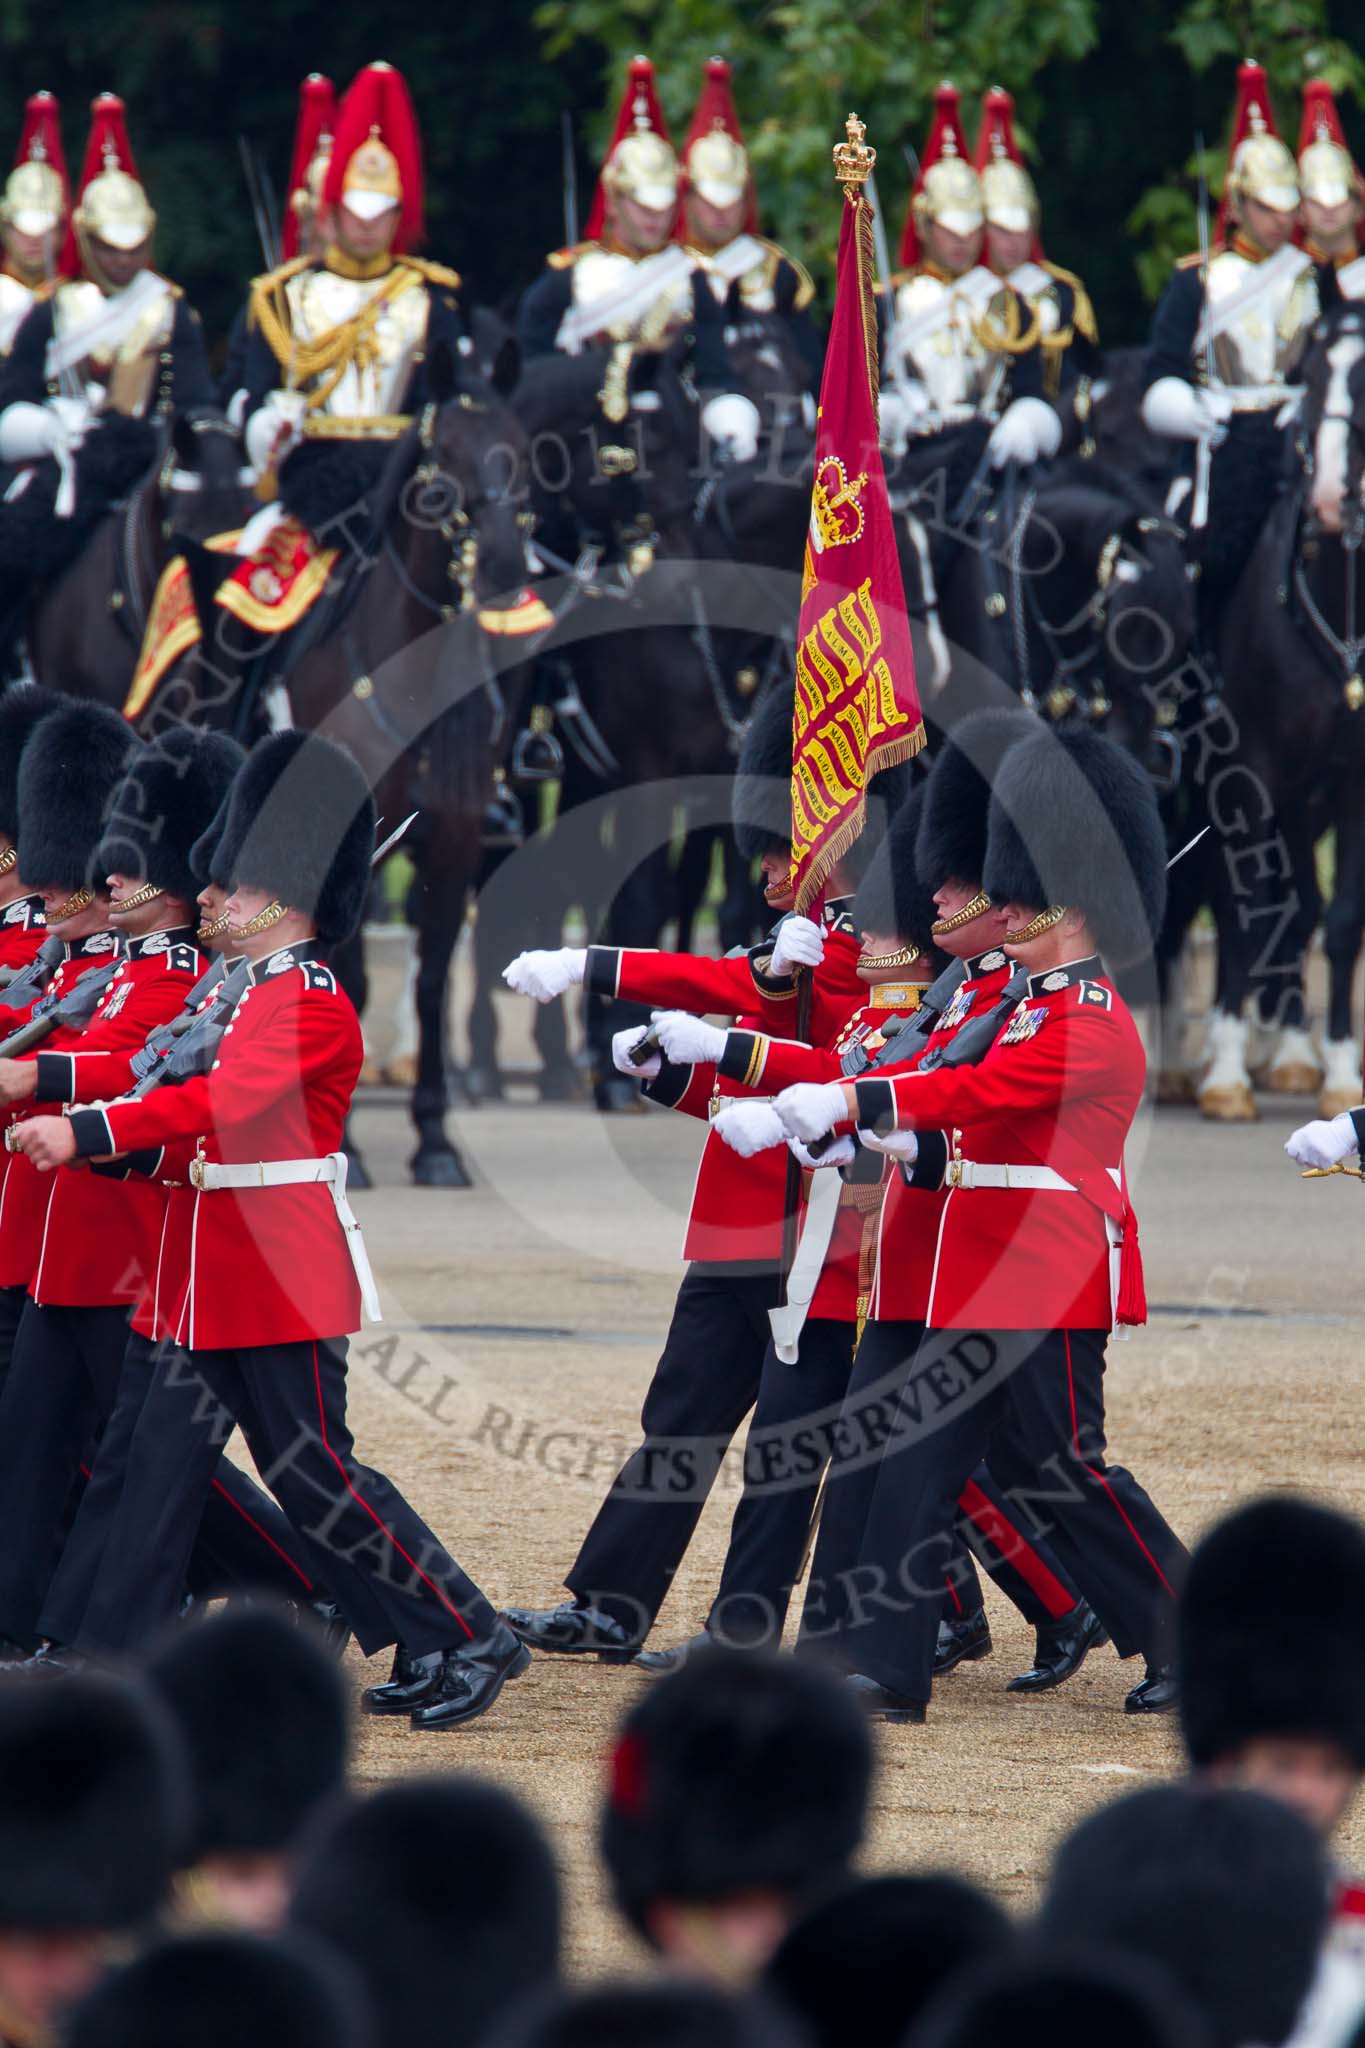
{"left": 936, "top": 986, "right": 976, "bottom": 1035}
{"left": 1000, "top": 1001, "right": 1046, "bottom": 1047}
{"left": 100, "top": 982, "right": 132, "bottom": 1020}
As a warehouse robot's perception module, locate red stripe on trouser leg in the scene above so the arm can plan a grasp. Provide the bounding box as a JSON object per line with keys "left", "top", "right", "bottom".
{"left": 310, "top": 1342, "right": 474, "bottom": 1639}
{"left": 958, "top": 1476, "right": 1074, "bottom": 1620}
{"left": 209, "top": 1475, "right": 314, "bottom": 1593}
{"left": 1062, "top": 1331, "right": 1175, "bottom": 1598}
{"left": 942, "top": 1572, "right": 963, "bottom": 1615}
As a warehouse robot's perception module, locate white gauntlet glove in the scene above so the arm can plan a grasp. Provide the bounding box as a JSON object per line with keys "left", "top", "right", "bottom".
{"left": 502, "top": 948, "right": 587, "bottom": 1001}
{"left": 700, "top": 392, "right": 761, "bottom": 464}
{"left": 1140, "top": 376, "right": 1231, "bottom": 445}
{"left": 857, "top": 1126, "right": 919, "bottom": 1162}
{"left": 1285, "top": 1112, "right": 1359, "bottom": 1170}
{"left": 0, "top": 400, "right": 83, "bottom": 464}
{"left": 988, "top": 396, "right": 1062, "bottom": 470}
{"left": 790, "top": 1133, "right": 856, "bottom": 1169}
{"left": 712, "top": 1101, "right": 788, "bottom": 1157}
{"left": 244, "top": 389, "right": 307, "bottom": 476}
{"left": 612, "top": 1026, "right": 659, "bottom": 1080}
{"left": 650, "top": 1011, "right": 727, "bottom": 1065}
{"left": 774, "top": 1080, "right": 849, "bottom": 1144}
{"left": 769, "top": 914, "right": 825, "bottom": 976}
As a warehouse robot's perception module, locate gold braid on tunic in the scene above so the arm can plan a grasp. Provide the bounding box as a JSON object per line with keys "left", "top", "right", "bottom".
{"left": 246, "top": 255, "right": 462, "bottom": 411}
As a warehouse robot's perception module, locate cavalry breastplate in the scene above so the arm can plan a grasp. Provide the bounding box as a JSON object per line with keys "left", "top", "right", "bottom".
{"left": 1201, "top": 247, "right": 1318, "bottom": 390}
{"left": 284, "top": 264, "right": 429, "bottom": 421}
{"left": 569, "top": 246, "right": 693, "bottom": 343}
{"left": 891, "top": 267, "right": 1010, "bottom": 415}
{"left": 0, "top": 273, "right": 35, "bottom": 357}
{"left": 691, "top": 239, "right": 780, "bottom": 313}
{"left": 53, "top": 276, "right": 175, "bottom": 416}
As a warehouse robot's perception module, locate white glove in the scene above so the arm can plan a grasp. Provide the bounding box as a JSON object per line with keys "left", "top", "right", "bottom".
{"left": 502, "top": 947, "right": 587, "bottom": 1001}
{"left": 612, "top": 1026, "right": 659, "bottom": 1080}
{"left": 712, "top": 1100, "right": 788, "bottom": 1157}
{"left": 244, "top": 389, "right": 307, "bottom": 475}
{"left": 1285, "top": 1112, "right": 1359, "bottom": 1170}
{"left": 1140, "top": 376, "right": 1230, "bottom": 444}
{"left": 770, "top": 914, "right": 825, "bottom": 976}
{"left": 0, "top": 400, "right": 82, "bottom": 464}
{"left": 650, "top": 1010, "right": 727, "bottom": 1065}
{"left": 774, "top": 1080, "right": 850, "bottom": 1144}
{"left": 790, "top": 1133, "right": 856, "bottom": 1168}
{"left": 879, "top": 378, "right": 935, "bottom": 446}
{"left": 701, "top": 392, "right": 761, "bottom": 464}
{"left": 857, "top": 1125, "right": 919, "bottom": 1163}
{"left": 987, "top": 395, "right": 1062, "bottom": 470}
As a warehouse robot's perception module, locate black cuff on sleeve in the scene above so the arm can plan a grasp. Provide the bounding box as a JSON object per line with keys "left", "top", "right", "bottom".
{"left": 717, "top": 1031, "right": 759, "bottom": 1084}
{"left": 68, "top": 1107, "right": 115, "bottom": 1160}
{"left": 584, "top": 947, "right": 620, "bottom": 999}
{"left": 907, "top": 1130, "right": 950, "bottom": 1191}
{"left": 1350, "top": 1108, "right": 1365, "bottom": 1158}
{"left": 643, "top": 1058, "right": 694, "bottom": 1110}
{"left": 33, "top": 1051, "right": 74, "bottom": 1102}
{"left": 854, "top": 1077, "right": 896, "bottom": 1137}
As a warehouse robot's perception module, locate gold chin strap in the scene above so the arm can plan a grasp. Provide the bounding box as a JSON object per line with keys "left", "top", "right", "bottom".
{"left": 46, "top": 886, "right": 95, "bottom": 923}
{"left": 1005, "top": 904, "right": 1068, "bottom": 943}
{"left": 857, "top": 942, "right": 921, "bottom": 972}
{"left": 198, "top": 908, "right": 232, "bottom": 942}
{"left": 111, "top": 880, "right": 163, "bottom": 914}
{"left": 232, "top": 899, "right": 288, "bottom": 939}
{"left": 0, "top": 845, "right": 16, "bottom": 876}
{"left": 932, "top": 889, "right": 991, "bottom": 936}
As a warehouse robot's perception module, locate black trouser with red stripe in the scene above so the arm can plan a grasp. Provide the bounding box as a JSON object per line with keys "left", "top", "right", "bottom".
{"left": 74, "top": 1334, "right": 498, "bottom": 1658}
{"left": 800, "top": 1325, "right": 1185, "bottom": 1703}
{"left": 41, "top": 1328, "right": 344, "bottom": 1653}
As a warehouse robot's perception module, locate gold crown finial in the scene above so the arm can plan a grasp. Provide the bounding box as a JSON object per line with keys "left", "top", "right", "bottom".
{"left": 833, "top": 111, "right": 876, "bottom": 189}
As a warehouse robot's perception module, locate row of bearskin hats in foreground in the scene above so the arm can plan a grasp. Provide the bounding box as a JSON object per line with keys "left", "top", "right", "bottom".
{"left": 0, "top": 690, "right": 375, "bottom": 945}
{"left": 733, "top": 682, "right": 1167, "bottom": 972}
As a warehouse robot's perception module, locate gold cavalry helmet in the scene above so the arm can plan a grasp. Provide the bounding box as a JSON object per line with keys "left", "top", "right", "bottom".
{"left": 604, "top": 129, "right": 679, "bottom": 213}
{"left": 687, "top": 127, "right": 748, "bottom": 208}
{"left": 1229, "top": 130, "right": 1299, "bottom": 215}
{"left": 1, "top": 159, "right": 63, "bottom": 238}
{"left": 72, "top": 97, "right": 155, "bottom": 253}
{"left": 1299, "top": 82, "right": 1358, "bottom": 209}
{"left": 981, "top": 154, "right": 1037, "bottom": 233}
{"left": 914, "top": 148, "right": 984, "bottom": 239}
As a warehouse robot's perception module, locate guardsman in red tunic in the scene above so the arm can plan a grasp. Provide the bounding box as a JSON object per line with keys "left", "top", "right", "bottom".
{"left": 17, "top": 731, "right": 527, "bottom": 1729}
{"left": 751, "top": 725, "right": 1187, "bottom": 1721}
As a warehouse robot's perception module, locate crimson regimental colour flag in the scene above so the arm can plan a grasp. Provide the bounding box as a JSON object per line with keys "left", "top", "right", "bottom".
{"left": 790, "top": 148, "right": 924, "bottom": 913}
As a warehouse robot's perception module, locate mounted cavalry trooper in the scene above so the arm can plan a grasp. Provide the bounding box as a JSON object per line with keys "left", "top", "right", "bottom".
{"left": 0, "top": 93, "right": 214, "bottom": 477}
{"left": 516, "top": 55, "right": 760, "bottom": 463}
{"left": 0, "top": 92, "right": 69, "bottom": 358}
{"left": 679, "top": 56, "right": 821, "bottom": 387}
{"left": 1142, "top": 60, "right": 1318, "bottom": 609}
{"left": 879, "top": 81, "right": 1057, "bottom": 471}
{"left": 1298, "top": 79, "right": 1364, "bottom": 307}
{"left": 974, "top": 86, "right": 1100, "bottom": 406}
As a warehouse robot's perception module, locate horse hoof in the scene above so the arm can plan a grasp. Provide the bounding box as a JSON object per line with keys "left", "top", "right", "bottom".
{"left": 538, "top": 1064, "right": 584, "bottom": 1104}
{"left": 1319, "top": 1085, "right": 1362, "bottom": 1119}
{"left": 346, "top": 1147, "right": 374, "bottom": 1191}
{"left": 1154, "top": 1068, "right": 1196, "bottom": 1105}
{"left": 1197, "top": 1083, "right": 1258, "bottom": 1123}
{"left": 383, "top": 1054, "right": 418, "bottom": 1088}
{"left": 359, "top": 1060, "right": 383, "bottom": 1088}
{"left": 1263, "top": 1062, "right": 1323, "bottom": 1096}
{"left": 593, "top": 1076, "right": 646, "bottom": 1115}
{"left": 409, "top": 1145, "right": 473, "bottom": 1190}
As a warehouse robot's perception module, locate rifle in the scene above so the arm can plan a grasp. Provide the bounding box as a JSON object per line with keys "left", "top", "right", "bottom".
{"left": 126, "top": 955, "right": 229, "bottom": 1083}
{"left": 128, "top": 959, "right": 251, "bottom": 1098}
{"left": 0, "top": 934, "right": 64, "bottom": 1014}
{"left": 0, "top": 957, "right": 119, "bottom": 1058}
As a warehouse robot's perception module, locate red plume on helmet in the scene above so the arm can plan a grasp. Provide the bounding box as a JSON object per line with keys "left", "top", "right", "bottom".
{"left": 1300, "top": 77, "right": 1348, "bottom": 153}
{"left": 283, "top": 73, "right": 336, "bottom": 262}
{"left": 60, "top": 92, "right": 140, "bottom": 278}
{"left": 14, "top": 91, "right": 69, "bottom": 194}
{"left": 899, "top": 81, "right": 973, "bottom": 268}
{"left": 323, "top": 61, "right": 424, "bottom": 253}
{"left": 974, "top": 85, "right": 1044, "bottom": 260}
{"left": 681, "top": 56, "right": 757, "bottom": 235}
{"left": 584, "top": 53, "right": 674, "bottom": 243}
{"left": 1215, "top": 58, "right": 1279, "bottom": 243}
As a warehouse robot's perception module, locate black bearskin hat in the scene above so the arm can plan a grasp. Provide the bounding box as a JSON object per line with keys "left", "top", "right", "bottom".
{"left": 854, "top": 783, "right": 943, "bottom": 958}
{"left": 1040, "top": 1785, "right": 1328, "bottom": 2048}
{"left": 766, "top": 1873, "right": 1012, "bottom": 2048}
{"left": 733, "top": 683, "right": 794, "bottom": 861}
{"left": 983, "top": 725, "right": 1167, "bottom": 968}
{"left": 66, "top": 1931, "right": 371, "bottom": 2048}
{"left": 93, "top": 729, "right": 246, "bottom": 906}
{"left": 906, "top": 1946, "right": 1208, "bottom": 2048}
{"left": 0, "top": 683, "right": 60, "bottom": 846}
{"left": 291, "top": 1777, "right": 560, "bottom": 2048}
{"left": 0, "top": 1672, "right": 188, "bottom": 1931}
{"left": 145, "top": 1605, "right": 349, "bottom": 1863}
{"left": 915, "top": 707, "right": 1035, "bottom": 892}
{"left": 1179, "top": 1492, "right": 1365, "bottom": 1770}
{"left": 840, "top": 756, "right": 917, "bottom": 889}
{"left": 599, "top": 1647, "right": 871, "bottom": 1944}
{"left": 487, "top": 1984, "right": 801, "bottom": 2048}
{"left": 216, "top": 732, "right": 375, "bottom": 944}
{"left": 190, "top": 785, "right": 237, "bottom": 891}
{"left": 16, "top": 700, "right": 141, "bottom": 895}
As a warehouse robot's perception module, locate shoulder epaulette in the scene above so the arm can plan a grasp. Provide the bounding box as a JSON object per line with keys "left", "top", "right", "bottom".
{"left": 164, "top": 943, "right": 201, "bottom": 975}
{"left": 246, "top": 255, "right": 313, "bottom": 334}
{"left": 301, "top": 961, "right": 338, "bottom": 994}
{"left": 399, "top": 255, "right": 463, "bottom": 291}
{"left": 823, "top": 905, "right": 858, "bottom": 940}
{"left": 755, "top": 237, "right": 817, "bottom": 312}
{"left": 1076, "top": 979, "right": 1113, "bottom": 1010}
{"left": 547, "top": 241, "right": 602, "bottom": 271}
{"left": 1042, "top": 261, "right": 1098, "bottom": 343}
